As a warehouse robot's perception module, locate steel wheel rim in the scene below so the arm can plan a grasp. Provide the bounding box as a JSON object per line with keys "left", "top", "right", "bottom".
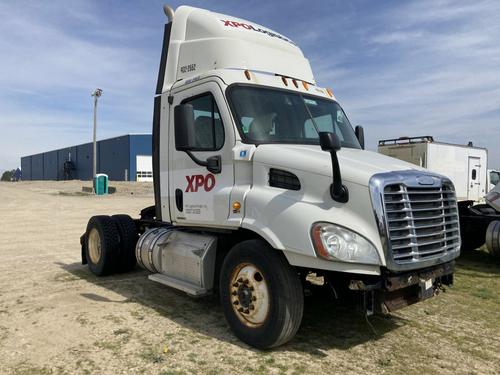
{"left": 229, "top": 263, "right": 270, "bottom": 327}
{"left": 88, "top": 228, "right": 102, "bottom": 264}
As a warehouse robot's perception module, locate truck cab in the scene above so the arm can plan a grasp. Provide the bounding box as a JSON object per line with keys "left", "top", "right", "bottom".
{"left": 82, "top": 5, "right": 460, "bottom": 349}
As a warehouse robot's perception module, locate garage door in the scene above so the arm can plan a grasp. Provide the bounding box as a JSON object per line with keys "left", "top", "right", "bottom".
{"left": 136, "top": 155, "right": 153, "bottom": 182}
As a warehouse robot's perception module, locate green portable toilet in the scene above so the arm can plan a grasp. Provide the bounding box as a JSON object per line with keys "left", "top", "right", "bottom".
{"left": 93, "top": 173, "right": 109, "bottom": 195}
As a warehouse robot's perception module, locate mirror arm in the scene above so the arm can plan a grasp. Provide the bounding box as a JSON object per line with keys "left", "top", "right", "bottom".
{"left": 185, "top": 151, "right": 221, "bottom": 174}
{"left": 328, "top": 151, "right": 349, "bottom": 203}
{"left": 185, "top": 150, "right": 207, "bottom": 167}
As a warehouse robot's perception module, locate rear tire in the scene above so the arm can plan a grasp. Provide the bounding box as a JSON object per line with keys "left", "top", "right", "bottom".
{"left": 84, "top": 215, "right": 120, "bottom": 276}
{"left": 485, "top": 221, "right": 500, "bottom": 258}
{"left": 111, "top": 214, "right": 138, "bottom": 272}
{"left": 219, "top": 239, "right": 304, "bottom": 349}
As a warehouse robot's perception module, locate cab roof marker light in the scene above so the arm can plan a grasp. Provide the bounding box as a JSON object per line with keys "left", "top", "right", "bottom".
{"left": 244, "top": 70, "right": 251, "bottom": 80}
{"left": 281, "top": 76, "right": 288, "bottom": 86}
{"left": 326, "top": 88, "right": 334, "bottom": 97}
{"left": 302, "top": 81, "right": 309, "bottom": 90}
{"left": 292, "top": 79, "right": 298, "bottom": 88}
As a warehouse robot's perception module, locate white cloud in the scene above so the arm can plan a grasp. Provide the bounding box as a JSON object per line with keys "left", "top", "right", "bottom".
{"left": 0, "top": 1, "right": 159, "bottom": 168}
{"left": 309, "top": 0, "right": 500, "bottom": 168}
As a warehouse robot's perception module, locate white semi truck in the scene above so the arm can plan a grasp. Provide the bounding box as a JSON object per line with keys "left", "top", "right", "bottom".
{"left": 81, "top": 5, "right": 460, "bottom": 349}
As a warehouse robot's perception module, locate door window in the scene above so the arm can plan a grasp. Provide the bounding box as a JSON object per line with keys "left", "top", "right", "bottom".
{"left": 182, "top": 93, "right": 224, "bottom": 151}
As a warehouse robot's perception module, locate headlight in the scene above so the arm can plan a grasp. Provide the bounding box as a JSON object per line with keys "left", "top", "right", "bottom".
{"left": 311, "top": 222, "right": 381, "bottom": 265}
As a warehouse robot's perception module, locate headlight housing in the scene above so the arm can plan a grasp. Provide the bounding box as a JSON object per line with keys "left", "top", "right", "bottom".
{"left": 311, "top": 222, "right": 381, "bottom": 265}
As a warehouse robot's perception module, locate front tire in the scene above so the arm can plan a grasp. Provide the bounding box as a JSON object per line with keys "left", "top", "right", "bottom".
{"left": 219, "top": 240, "right": 304, "bottom": 349}
{"left": 84, "top": 215, "right": 120, "bottom": 276}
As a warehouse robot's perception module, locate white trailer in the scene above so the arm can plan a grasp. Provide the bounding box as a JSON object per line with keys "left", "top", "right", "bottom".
{"left": 80, "top": 6, "right": 460, "bottom": 349}
{"left": 378, "top": 136, "right": 488, "bottom": 202}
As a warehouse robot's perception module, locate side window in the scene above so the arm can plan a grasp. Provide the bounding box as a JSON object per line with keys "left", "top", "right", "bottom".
{"left": 183, "top": 94, "right": 224, "bottom": 151}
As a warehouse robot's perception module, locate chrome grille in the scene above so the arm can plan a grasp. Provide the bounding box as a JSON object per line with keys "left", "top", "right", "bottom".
{"left": 383, "top": 182, "right": 460, "bottom": 264}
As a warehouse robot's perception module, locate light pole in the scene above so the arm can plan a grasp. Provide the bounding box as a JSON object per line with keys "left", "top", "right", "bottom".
{"left": 91, "top": 88, "right": 103, "bottom": 192}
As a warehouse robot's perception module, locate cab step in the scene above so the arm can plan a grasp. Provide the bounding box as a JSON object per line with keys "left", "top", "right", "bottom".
{"left": 148, "top": 273, "right": 209, "bottom": 297}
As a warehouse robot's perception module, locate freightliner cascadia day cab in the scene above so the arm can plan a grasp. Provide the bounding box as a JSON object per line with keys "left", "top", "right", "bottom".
{"left": 81, "top": 5, "right": 460, "bottom": 349}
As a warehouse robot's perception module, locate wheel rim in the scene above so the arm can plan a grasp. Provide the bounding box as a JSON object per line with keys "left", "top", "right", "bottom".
{"left": 88, "top": 228, "right": 102, "bottom": 264}
{"left": 229, "top": 263, "right": 270, "bottom": 327}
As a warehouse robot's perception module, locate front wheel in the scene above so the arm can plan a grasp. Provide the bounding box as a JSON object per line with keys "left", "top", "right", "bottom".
{"left": 219, "top": 240, "right": 304, "bottom": 349}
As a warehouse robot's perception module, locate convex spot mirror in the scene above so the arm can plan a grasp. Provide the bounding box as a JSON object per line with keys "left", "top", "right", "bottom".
{"left": 174, "top": 104, "right": 196, "bottom": 151}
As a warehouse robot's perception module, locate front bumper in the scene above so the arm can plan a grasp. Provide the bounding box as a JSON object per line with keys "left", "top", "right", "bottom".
{"left": 349, "top": 261, "right": 454, "bottom": 314}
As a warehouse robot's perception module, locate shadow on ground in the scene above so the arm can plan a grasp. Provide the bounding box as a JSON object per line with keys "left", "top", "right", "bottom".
{"left": 455, "top": 247, "right": 500, "bottom": 277}
{"left": 56, "top": 261, "right": 406, "bottom": 353}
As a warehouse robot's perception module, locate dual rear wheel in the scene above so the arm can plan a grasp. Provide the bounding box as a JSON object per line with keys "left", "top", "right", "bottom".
{"left": 486, "top": 220, "right": 500, "bottom": 258}
{"left": 84, "top": 215, "right": 138, "bottom": 276}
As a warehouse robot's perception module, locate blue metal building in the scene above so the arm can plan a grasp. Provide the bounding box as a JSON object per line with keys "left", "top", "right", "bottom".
{"left": 20, "top": 134, "right": 152, "bottom": 181}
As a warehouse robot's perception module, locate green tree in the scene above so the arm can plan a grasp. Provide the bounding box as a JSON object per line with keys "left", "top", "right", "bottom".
{"left": 1, "top": 170, "right": 14, "bottom": 181}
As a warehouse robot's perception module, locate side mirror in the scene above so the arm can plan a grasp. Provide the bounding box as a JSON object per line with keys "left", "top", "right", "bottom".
{"left": 174, "top": 104, "right": 196, "bottom": 151}
{"left": 319, "top": 131, "right": 341, "bottom": 152}
{"left": 318, "top": 132, "right": 348, "bottom": 203}
{"left": 355, "top": 125, "right": 365, "bottom": 150}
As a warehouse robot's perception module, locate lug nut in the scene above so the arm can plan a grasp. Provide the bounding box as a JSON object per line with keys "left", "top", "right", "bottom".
{"left": 233, "top": 300, "right": 239, "bottom": 305}
{"left": 252, "top": 296, "right": 256, "bottom": 301}
{"left": 238, "top": 307, "right": 244, "bottom": 312}
{"left": 232, "top": 283, "right": 238, "bottom": 287}
{"left": 244, "top": 309, "right": 249, "bottom": 314}
{"left": 237, "top": 278, "right": 243, "bottom": 283}
{"left": 231, "top": 291, "right": 238, "bottom": 296}
{"left": 249, "top": 305, "right": 255, "bottom": 310}
{"left": 243, "top": 279, "right": 249, "bottom": 284}
{"left": 249, "top": 286, "right": 254, "bottom": 291}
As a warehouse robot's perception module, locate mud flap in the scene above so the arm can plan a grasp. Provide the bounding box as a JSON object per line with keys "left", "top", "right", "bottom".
{"left": 80, "top": 233, "right": 87, "bottom": 265}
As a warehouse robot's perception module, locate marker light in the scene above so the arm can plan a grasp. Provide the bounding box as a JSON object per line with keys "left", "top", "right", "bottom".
{"left": 326, "top": 88, "right": 334, "bottom": 97}
{"left": 244, "top": 70, "right": 251, "bottom": 80}
{"left": 232, "top": 201, "right": 241, "bottom": 211}
{"left": 311, "top": 223, "right": 380, "bottom": 265}
{"left": 281, "top": 76, "right": 288, "bottom": 86}
{"left": 292, "top": 79, "right": 298, "bottom": 88}
{"left": 302, "top": 81, "right": 309, "bottom": 90}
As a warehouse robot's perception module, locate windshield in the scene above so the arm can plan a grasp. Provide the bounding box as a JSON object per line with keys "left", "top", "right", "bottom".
{"left": 227, "top": 85, "right": 361, "bottom": 149}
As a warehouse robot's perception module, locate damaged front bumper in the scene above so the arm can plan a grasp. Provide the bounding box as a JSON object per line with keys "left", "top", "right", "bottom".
{"left": 349, "top": 261, "right": 455, "bottom": 315}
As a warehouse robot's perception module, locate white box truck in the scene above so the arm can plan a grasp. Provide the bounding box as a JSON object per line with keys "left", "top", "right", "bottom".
{"left": 378, "top": 136, "right": 488, "bottom": 203}
{"left": 80, "top": 5, "right": 460, "bottom": 348}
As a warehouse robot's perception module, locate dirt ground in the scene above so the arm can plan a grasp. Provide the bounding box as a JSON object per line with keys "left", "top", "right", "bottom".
{"left": 0, "top": 181, "right": 498, "bottom": 375}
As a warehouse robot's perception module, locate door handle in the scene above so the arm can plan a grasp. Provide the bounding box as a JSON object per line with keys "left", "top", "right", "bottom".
{"left": 175, "top": 188, "right": 183, "bottom": 212}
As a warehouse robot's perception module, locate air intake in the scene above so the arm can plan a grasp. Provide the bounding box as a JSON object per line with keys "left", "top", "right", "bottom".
{"left": 269, "top": 169, "right": 301, "bottom": 191}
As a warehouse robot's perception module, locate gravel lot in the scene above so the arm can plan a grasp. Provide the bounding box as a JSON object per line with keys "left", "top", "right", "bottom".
{"left": 0, "top": 181, "right": 498, "bottom": 374}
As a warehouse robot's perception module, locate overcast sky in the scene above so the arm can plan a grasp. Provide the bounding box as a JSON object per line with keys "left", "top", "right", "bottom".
{"left": 0, "top": 0, "right": 499, "bottom": 171}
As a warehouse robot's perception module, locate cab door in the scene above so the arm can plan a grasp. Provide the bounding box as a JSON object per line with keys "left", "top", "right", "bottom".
{"left": 168, "top": 81, "right": 235, "bottom": 227}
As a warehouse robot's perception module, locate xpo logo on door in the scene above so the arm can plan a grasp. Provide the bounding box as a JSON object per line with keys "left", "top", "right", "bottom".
{"left": 185, "top": 173, "right": 216, "bottom": 193}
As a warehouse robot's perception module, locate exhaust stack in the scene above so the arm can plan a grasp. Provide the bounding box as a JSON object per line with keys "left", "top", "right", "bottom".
{"left": 163, "top": 5, "right": 174, "bottom": 23}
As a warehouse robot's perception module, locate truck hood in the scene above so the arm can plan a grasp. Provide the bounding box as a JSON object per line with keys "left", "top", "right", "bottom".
{"left": 253, "top": 144, "right": 424, "bottom": 186}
